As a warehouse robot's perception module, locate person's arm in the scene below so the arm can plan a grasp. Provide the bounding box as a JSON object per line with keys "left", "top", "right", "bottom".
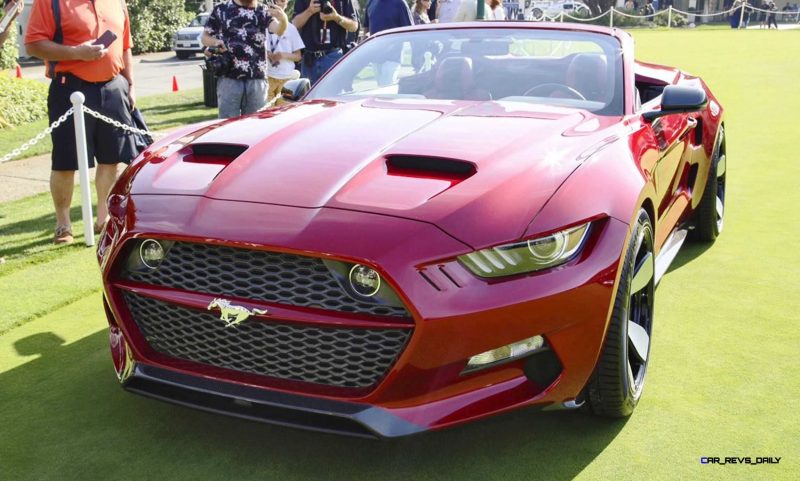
{"left": 201, "top": 6, "right": 225, "bottom": 49}
{"left": 293, "top": 0, "right": 320, "bottom": 29}
{"left": 26, "top": 39, "right": 106, "bottom": 61}
{"left": 400, "top": 1, "right": 414, "bottom": 27}
{"left": 121, "top": 48, "right": 135, "bottom": 108}
{"left": 320, "top": 1, "right": 359, "bottom": 33}
{"left": 267, "top": 5, "right": 288, "bottom": 35}
{"left": 273, "top": 49, "right": 302, "bottom": 63}
{"left": 0, "top": 0, "right": 23, "bottom": 46}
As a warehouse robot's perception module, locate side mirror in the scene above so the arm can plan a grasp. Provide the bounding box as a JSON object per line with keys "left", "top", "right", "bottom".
{"left": 643, "top": 85, "right": 708, "bottom": 122}
{"left": 281, "top": 79, "right": 311, "bottom": 102}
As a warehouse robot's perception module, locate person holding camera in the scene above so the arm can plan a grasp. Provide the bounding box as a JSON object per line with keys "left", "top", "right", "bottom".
{"left": 202, "top": 0, "right": 288, "bottom": 119}
{"left": 293, "top": 0, "right": 359, "bottom": 85}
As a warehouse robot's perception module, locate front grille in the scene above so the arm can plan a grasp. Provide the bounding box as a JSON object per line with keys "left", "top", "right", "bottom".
{"left": 176, "top": 33, "right": 197, "bottom": 41}
{"left": 123, "top": 292, "right": 411, "bottom": 388}
{"left": 126, "top": 242, "right": 409, "bottom": 318}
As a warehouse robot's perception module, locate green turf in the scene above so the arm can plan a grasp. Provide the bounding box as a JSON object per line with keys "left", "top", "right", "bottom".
{"left": 0, "top": 29, "right": 798, "bottom": 481}
{"left": 0, "top": 88, "right": 215, "bottom": 161}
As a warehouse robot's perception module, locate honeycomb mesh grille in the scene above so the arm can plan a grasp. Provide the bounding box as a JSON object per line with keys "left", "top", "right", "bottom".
{"left": 123, "top": 292, "right": 412, "bottom": 388}
{"left": 126, "top": 242, "right": 409, "bottom": 318}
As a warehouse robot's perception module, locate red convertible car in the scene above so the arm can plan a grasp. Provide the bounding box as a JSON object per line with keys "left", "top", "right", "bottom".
{"left": 97, "top": 22, "right": 726, "bottom": 438}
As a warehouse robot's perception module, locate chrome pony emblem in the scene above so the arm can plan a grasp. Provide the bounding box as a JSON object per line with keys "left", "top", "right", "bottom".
{"left": 207, "top": 298, "right": 268, "bottom": 328}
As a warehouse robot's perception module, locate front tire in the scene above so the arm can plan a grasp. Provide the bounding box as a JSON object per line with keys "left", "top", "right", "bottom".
{"left": 587, "top": 209, "right": 655, "bottom": 417}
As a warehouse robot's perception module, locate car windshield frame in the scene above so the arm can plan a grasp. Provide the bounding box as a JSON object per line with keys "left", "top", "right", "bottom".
{"left": 306, "top": 27, "right": 625, "bottom": 116}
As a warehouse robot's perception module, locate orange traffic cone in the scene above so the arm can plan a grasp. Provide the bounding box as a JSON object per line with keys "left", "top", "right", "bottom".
{"left": 15, "top": 65, "right": 22, "bottom": 79}
{"left": 172, "top": 75, "right": 179, "bottom": 92}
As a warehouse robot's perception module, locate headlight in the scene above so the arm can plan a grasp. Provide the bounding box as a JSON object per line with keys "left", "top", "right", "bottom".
{"left": 458, "top": 223, "right": 591, "bottom": 278}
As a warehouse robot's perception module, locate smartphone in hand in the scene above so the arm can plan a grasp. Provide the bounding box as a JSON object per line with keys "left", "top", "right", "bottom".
{"left": 0, "top": 0, "right": 21, "bottom": 36}
{"left": 93, "top": 30, "right": 118, "bottom": 48}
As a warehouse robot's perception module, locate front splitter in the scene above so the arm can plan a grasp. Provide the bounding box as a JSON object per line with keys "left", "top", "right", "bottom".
{"left": 124, "top": 364, "right": 425, "bottom": 439}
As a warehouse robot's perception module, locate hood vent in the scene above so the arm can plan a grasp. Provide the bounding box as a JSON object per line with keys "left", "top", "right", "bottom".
{"left": 386, "top": 155, "right": 476, "bottom": 180}
{"left": 184, "top": 143, "right": 248, "bottom": 164}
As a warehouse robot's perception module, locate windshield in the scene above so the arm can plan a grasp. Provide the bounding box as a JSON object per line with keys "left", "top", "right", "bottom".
{"left": 307, "top": 28, "right": 624, "bottom": 115}
{"left": 189, "top": 14, "right": 209, "bottom": 27}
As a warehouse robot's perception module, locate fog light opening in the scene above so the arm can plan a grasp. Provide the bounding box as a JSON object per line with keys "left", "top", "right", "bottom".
{"left": 139, "top": 239, "right": 166, "bottom": 270}
{"left": 349, "top": 264, "right": 381, "bottom": 297}
{"left": 465, "top": 335, "right": 545, "bottom": 372}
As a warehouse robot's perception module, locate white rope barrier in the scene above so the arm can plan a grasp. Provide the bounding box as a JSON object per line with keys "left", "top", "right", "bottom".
{"left": 1, "top": 91, "right": 164, "bottom": 245}
{"left": 562, "top": 10, "right": 611, "bottom": 22}
{"left": 0, "top": 108, "right": 74, "bottom": 164}
{"left": 671, "top": 6, "right": 738, "bottom": 17}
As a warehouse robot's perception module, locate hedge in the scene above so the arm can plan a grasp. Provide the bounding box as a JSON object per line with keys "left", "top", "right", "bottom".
{"left": 128, "top": 0, "right": 195, "bottom": 54}
{"left": 0, "top": 75, "right": 48, "bottom": 129}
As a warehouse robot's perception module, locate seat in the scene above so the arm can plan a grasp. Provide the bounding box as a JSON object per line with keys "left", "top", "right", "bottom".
{"left": 423, "top": 57, "right": 492, "bottom": 101}
{"left": 565, "top": 53, "right": 609, "bottom": 102}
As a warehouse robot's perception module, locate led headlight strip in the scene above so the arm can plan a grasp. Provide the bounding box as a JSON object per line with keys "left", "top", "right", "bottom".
{"left": 458, "top": 223, "right": 591, "bottom": 278}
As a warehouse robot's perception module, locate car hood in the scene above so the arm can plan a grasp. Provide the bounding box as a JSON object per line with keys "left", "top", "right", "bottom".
{"left": 131, "top": 99, "right": 616, "bottom": 248}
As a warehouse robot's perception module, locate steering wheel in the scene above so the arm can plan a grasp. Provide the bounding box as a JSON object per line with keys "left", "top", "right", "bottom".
{"left": 523, "top": 83, "right": 586, "bottom": 101}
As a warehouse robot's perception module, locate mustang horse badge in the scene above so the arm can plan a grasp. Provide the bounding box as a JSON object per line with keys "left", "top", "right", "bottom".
{"left": 207, "top": 298, "right": 268, "bottom": 328}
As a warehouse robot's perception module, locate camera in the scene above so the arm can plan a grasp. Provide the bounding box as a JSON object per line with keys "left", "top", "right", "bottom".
{"left": 205, "top": 47, "right": 233, "bottom": 76}
{"left": 320, "top": 0, "right": 334, "bottom": 14}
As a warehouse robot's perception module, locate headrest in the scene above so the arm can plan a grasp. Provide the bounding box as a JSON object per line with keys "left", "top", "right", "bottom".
{"left": 434, "top": 57, "right": 474, "bottom": 96}
{"left": 566, "top": 54, "right": 609, "bottom": 102}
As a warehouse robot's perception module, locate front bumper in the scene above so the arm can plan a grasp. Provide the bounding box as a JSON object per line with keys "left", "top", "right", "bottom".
{"left": 100, "top": 194, "right": 630, "bottom": 435}
{"left": 125, "top": 363, "right": 424, "bottom": 438}
{"left": 172, "top": 41, "right": 202, "bottom": 52}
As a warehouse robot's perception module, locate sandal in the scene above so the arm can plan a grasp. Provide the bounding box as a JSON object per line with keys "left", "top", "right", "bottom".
{"left": 54, "top": 225, "right": 74, "bottom": 244}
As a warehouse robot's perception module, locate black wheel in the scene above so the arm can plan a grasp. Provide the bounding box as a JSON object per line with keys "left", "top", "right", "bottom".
{"left": 692, "top": 125, "right": 726, "bottom": 242}
{"left": 176, "top": 51, "right": 192, "bottom": 60}
{"left": 587, "top": 209, "right": 654, "bottom": 417}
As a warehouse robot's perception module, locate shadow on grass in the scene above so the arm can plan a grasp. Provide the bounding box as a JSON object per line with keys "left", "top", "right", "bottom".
{"left": 0, "top": 205, "right": 84, "bottom": 258}
{"left": 0, "top": 330, "right": 626, "bottom": 481}
{"left": 666, "top": 240, "right": 714, "bottom": 274}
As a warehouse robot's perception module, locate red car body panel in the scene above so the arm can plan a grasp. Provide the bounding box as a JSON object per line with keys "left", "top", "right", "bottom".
{"left": 98, "top": 22, "right": 724, "bottom": 437}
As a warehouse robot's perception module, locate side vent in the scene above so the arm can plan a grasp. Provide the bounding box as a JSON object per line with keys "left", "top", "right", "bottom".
{"left": 386, "top": 155, "right": 476, "bottom": 181}
{"left": 184, "top": 143, "right": 248, "bottom": 164}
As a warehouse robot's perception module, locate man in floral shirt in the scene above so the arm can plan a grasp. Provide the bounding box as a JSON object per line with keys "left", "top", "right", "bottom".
{"left": 202, "top": 0, "right": 288, "bottom": 118}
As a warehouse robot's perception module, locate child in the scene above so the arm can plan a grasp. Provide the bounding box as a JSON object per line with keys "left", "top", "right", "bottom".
{"left": 267, "top": 0, "right": 305, "bottom": 104}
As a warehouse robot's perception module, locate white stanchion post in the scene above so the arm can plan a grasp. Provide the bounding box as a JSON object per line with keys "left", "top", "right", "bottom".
{"left": 559, "top": 11, "right": 564, "bottom": 22}
{"left": 610, "top": 7, "right": 615, "bottom": 28}
{"left": 668, "top": 6, "right": 673, "bottom": 28}
{"left": 70, "top": 92, "right": 95, "bottom": 247}
{"left": 739, "top": 3, "right": 746, "bottom": 28}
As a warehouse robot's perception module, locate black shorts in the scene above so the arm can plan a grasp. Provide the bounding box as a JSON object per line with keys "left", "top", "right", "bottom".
{"left": 48, "top": 73, "right": 138, "bottom": 171}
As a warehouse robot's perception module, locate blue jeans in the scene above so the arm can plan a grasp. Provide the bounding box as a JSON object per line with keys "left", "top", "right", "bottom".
{"left": 217, "top": 77, "right": 267, "bottom": 119}
{"left": 301, "top": 49, "right": 343, "bottom": 86}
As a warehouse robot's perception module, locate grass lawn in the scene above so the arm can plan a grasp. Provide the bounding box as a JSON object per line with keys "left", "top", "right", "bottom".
{"left": 0, "top": 88, "right": 215, "bottom": 161}
{"left": 1, "top": 29, "right": 799, "bottom": 481}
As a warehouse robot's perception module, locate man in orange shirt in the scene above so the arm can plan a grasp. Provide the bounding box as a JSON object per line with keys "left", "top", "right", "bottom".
{"left": 25, "top": 0, "right": 138, "bottom": 244}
